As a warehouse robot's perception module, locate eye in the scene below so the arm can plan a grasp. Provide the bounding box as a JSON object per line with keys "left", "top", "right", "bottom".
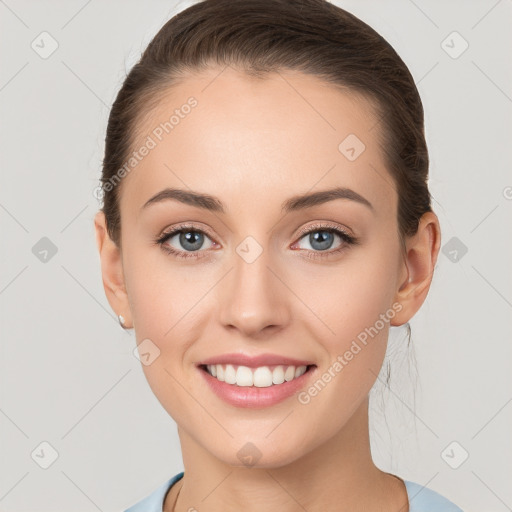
{"left": 155, "top": 222, "right": 358, "bottom": 261}
{"left": 155, "top": 224, "right": 217, "bottom": 260}
{"left": 291, "top": 222, "right": 358, "bottom": 259}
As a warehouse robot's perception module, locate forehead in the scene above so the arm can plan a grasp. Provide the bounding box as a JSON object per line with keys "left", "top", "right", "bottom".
{"left": 119, "top": 66, "right": 396, "bottom": 221}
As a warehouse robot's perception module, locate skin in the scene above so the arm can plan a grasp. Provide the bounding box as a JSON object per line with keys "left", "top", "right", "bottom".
{"left": 94, "top": 66, "right": 441, "bottom": 512}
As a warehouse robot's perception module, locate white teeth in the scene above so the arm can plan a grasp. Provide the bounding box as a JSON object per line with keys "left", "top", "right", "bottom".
{"left": 295, "top": 366, "right": 307, "bottom": 378}
{"left": 284, "top": 365, "right": 295, "bottom": 381}
{"left": 272, "top": 365, "right": 285, "bottom": 385}
{"left": 204, "top": 364, "right": 309, "bottom": 387}
{"left": 253, "top": 367, "right": 273, "bottom": 387}
{"left": 224, "top": 364, "right": 236, "bottom": 384}
{"left": 236, "top": 366, "right": 253, "bottom": 387}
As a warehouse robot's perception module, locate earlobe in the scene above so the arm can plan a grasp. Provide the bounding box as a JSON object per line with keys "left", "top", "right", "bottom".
{"left": 390, "top": 211, "right": 441, "bottom": 326}
{"left": 94, "top": 211, "right": 133, "bottom": 328}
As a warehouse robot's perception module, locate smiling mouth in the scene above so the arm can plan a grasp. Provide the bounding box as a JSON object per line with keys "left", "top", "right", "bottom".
{"left": 198, "top": 363, "right": 317, "bottom": 388}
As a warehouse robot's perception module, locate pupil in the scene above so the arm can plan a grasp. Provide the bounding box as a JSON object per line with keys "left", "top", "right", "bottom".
{"left": 310, "top": 231, "right": 333, "bottom": 251}
{"left": 180, "top": 231, "right": 203, "bottom": 251}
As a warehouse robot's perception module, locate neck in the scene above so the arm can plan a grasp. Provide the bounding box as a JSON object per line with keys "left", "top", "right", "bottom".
{"left": 165, "top": 397, "right": 408, "bottom": 512}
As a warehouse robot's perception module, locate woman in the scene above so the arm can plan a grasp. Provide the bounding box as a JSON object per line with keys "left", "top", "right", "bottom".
{"left": 94, "top": 0, "right": 464, "bottom": 510}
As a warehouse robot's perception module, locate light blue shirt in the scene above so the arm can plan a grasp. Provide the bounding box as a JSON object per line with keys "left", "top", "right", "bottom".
{"left": 124, "top": 472, "right": 464, "bottom": 511}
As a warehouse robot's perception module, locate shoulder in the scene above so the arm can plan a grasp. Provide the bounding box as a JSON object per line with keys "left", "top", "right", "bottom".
{"left": 404, "top": 480, "right": 464, "bottom": 512}
{"left": 123, "top": 472, "right": 184, "bottom": 512}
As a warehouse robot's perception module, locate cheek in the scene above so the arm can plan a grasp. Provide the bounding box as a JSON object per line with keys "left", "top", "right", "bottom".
{"left": 290, "top": 236, "right": 399, "bottom": 384}
{"left": 124, "top": 240, "right": 205, "bottom": 338}
{"left": 123, "top": 251, "right": 198, "bottom": 411}
{"left": 123, "top": 245, "right": 217, "bottom": 397}
{"left": 296, "top": 237, "right": 398, "bottom": 334}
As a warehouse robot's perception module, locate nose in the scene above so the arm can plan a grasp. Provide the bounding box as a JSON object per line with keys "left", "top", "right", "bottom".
{"left": 218, "top": 246, "right": 290, "bottom": 338}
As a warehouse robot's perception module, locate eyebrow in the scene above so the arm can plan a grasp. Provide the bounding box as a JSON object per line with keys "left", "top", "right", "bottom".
{"left": 141, "top": 186, "right": 373, "bottom": 213}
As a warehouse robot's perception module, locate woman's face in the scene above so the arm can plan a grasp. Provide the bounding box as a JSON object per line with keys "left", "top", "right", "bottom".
{"left": 115, "top": 67, "right": 408, "bottom": 467}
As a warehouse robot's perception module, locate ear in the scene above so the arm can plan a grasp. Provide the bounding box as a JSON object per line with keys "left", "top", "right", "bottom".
{"left": 390, "top": 211, "right": 441, "bottom": 326}
{"left": 94, "top": 211, "right": 133, "bottom": 328}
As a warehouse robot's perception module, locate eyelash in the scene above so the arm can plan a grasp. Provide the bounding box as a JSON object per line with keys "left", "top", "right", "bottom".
{"left": 154, "top": 222, "right": 359, "bottom": 261}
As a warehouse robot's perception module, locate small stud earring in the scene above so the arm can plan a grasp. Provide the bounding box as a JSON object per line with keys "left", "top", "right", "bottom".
{"left": 118, "top": 314, "right": 127, "bottom": 329}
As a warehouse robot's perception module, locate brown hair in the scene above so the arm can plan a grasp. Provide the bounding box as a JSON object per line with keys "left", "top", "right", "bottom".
{"left": 100, "top": 0, "right": 431, "bottom": 249}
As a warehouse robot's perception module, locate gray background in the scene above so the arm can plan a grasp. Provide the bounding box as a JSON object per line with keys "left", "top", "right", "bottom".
{"left": 1, "top": 0, "right": 511, "bottom": 510}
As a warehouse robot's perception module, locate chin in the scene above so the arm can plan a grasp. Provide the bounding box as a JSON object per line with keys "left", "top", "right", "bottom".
{"left": 208, "top": 435, "right": 309, "bottom": 470}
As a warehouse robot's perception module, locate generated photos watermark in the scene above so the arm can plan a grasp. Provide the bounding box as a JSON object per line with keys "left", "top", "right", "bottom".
{"left": 297, "top": 301, "right": 403, "bottom": 405}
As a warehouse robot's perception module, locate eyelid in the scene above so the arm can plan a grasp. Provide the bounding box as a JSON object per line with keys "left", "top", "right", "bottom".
{"left": 158, "top": 222, "right": 217, "bottom": 242}
{"left": 158, "top": 221, "right": 353, "bottom": 242}
{"left": 293, "top": 221, "right": 356, "bottom": 243}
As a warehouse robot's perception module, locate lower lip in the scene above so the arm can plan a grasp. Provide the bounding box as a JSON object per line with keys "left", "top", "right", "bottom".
{"left": 198, "top": 365, "right": 317, "bottom": 408}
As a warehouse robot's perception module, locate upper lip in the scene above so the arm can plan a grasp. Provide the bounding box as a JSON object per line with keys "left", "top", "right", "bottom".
{"left": 197, "top": 353, "right": 315, "bottom": 368}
